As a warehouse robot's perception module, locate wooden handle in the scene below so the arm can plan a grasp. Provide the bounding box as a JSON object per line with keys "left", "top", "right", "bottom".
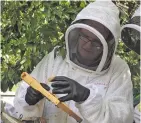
{"left": 21, "top": 72, "right": 83, "bottom": 123}
{"left": 21, "top": 72, "right": 60, "bottom": 105}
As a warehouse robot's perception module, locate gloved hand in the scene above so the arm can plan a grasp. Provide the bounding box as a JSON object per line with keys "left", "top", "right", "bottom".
{"left": 51, "top": 76, "right": 90, "bottom": 102}
{"left": 25, "top": 83, "right": 50, "bottom": 105}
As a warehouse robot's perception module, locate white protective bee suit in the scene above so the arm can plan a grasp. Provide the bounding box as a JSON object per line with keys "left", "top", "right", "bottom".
{"left": 6, "top": 1, "right": 133, "bottom": 123}
{"left": 121, "top": 5, "right": 141, "bottom": 123}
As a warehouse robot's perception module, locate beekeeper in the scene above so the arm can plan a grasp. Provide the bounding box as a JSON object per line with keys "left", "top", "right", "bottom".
{"left": 6, "top": 1, "right": 133, "bottom": 123}
{"left": 121, "top": 5, "right": 141, "bottom": 123}
{"left": 121, "top": 5, "right": 140, "bottom": 55}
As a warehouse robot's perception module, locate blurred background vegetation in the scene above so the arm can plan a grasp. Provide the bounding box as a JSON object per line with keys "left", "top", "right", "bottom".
{"left": 1, "top": 1, "right": 140, "bottom": 105}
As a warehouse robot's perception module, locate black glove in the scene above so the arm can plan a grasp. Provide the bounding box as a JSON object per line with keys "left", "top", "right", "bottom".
{"left": 25, "top": 83, "right": 50, "bottom": 105}
{"left": 51, "top": 76, "right": 90, "bottom": 102}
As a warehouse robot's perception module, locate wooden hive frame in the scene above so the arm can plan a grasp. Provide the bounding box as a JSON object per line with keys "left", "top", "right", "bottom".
{"left": 21, "top": 72, "right": 83, "bottom": 123}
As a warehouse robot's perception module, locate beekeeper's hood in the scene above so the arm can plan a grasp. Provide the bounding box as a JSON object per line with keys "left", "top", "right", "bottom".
{"left": 121, "top": 5, "right": 141, "bottom": 55}
{"left": 65, "top": 1, "right": 120, "bottom": 74}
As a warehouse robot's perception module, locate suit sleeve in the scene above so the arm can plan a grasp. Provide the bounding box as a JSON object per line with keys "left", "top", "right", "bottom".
{"left": 76, "top": 64, "right": 133, "bottom": 123}
{"left": 13, "top": 55, "right": 49, "bottom": 121}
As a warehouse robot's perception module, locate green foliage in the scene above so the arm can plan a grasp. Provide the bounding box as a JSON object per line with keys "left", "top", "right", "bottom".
{"left": 1, "top": 1, "right": 87, "bottom": 91}
{"left": 116, "top": 40, "right": 140, "bottom": 105}
{"left": 1, "top": 1, "right": 140, "bottom": 106}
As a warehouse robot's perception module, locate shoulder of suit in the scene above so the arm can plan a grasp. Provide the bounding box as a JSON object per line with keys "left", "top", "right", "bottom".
{"left": 110, "top": 55, "right": 130, "bottom": 71}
